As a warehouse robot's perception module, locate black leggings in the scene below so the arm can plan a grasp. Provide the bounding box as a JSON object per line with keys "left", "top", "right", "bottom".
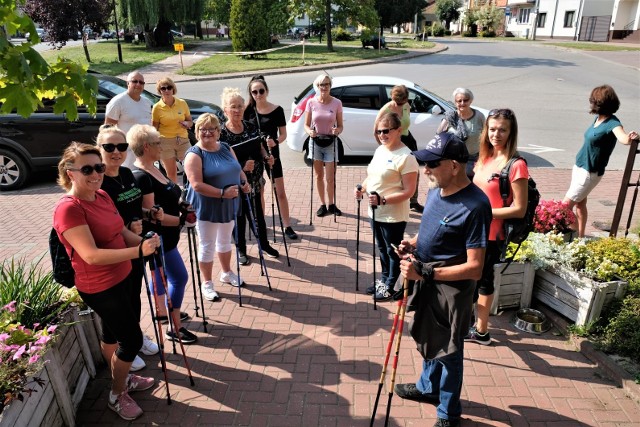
{"left": 236, "top": 187, "right": 269, "bottom": 253}
{"left": 79, "top": 276, "right": 143, "bottom": 363}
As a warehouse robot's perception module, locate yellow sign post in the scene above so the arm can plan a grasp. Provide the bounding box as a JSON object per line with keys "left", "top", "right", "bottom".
{"left": 174, "top": 43, "right": 185, "bottom": 73}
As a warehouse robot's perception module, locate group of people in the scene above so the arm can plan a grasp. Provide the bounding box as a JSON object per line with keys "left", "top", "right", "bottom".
{"left": 52, "top": 69, "right": 637, "bottom": 425}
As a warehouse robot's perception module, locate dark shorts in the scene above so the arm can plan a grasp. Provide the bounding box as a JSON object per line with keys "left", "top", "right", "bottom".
{"left": 474, "top": 240, "right": 503, "bottom": 300}
{"left": 265, "top": 157, "right": 284, "bottom": 180}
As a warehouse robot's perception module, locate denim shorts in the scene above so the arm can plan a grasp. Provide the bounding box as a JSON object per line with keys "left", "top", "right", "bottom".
{"left": 308, "top": 141, "right": 336, "bottom": 163}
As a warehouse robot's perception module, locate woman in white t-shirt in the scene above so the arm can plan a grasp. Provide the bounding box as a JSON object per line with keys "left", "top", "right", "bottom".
{"left": 355, "top": 112, "right": 419, "bottom": 302}
{"left": 304, "top": 74, "right": 344, "bottom": 217}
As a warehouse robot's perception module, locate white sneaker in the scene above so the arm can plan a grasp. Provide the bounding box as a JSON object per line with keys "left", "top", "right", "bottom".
{"left": 129, "top": 355, "right": 146, "bottom": 372}
{"left": 220, "top": 271, "right": 244, "bottom": 287}
{"left": 140, "top": 335, "right": 159, "bottom": 356}
{"left": 202, "top": 280, "right": 220, "bottom": 302}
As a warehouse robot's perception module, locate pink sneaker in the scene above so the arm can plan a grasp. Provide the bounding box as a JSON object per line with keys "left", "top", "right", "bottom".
{"left": 127, "top": 374, "right": 155, "bottom": 392}
{"left": 108, "top": 391, "right": 143, "bottom": 420}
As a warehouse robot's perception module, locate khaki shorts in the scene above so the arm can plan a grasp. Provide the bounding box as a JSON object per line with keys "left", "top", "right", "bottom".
{"left": 160, "top": 136, "right": 190, "bottom": 160}
{"left": 565, "top": 165, "right": 602, "bottom": 203}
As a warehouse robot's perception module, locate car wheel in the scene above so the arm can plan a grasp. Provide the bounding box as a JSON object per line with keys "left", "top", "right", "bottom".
{"left": 0, "top": 149, "right": 29, "bottom": 191}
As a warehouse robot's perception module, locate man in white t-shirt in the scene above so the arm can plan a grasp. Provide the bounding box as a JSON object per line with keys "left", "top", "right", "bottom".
{"left": 105, "top": 71, "right": 153, "bottom": 168}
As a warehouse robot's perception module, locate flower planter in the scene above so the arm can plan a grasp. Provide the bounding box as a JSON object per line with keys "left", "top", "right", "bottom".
{"left": 490, "top": 262, "right": 536, "bottom": 315}
{"left": 533, "top": 266, "right": 628, "bottom": 326}
{"left": 0, "top": 308, "right": 103, "bottom": 427}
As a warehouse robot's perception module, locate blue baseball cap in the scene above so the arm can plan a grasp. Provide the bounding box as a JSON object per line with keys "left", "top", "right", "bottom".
{"left": 412, "top": 132, "right": 469, "bottom": 163}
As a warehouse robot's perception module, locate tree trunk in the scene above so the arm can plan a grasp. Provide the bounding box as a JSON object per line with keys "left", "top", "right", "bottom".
{"left": 151, "top": 21, "right": 172, "bottom": 47}
{"left": 196, "top": 22, "right": 203, "bottom": 40}
{"left": 325, "top": 0, "right": 333, "bottom": 52}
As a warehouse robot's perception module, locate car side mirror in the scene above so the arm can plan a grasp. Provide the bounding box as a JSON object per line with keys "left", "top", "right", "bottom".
{"left": 431, "top": 105, "right": 443, "bottom": 115}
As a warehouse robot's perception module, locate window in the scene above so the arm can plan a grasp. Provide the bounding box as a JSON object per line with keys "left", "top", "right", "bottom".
{"left": 518, "top": 8, "right": 530, "bottom": 24}
{"left": 407, "top": 90, "right": 437, "bottom": 114}
{"left": 537, "top": 12, "right": 547, "bottom": 28}
{"left": 338, "top": 86, "right": 381, "bottom": 110}
{"left": 564, "top": 11, "right": 575, "bottom": 28}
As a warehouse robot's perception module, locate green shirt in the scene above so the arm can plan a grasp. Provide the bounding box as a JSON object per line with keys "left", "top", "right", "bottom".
{"left": 575, "top": 115, "right": 621, "bottom": 176}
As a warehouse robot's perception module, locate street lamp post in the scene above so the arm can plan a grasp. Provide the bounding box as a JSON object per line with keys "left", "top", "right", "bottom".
{"left": 112, "top": 0, "right": 123, "bottom": 62}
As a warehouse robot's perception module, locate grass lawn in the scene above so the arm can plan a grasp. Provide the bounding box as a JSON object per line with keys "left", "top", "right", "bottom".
{"left": 38, "top": 39, "right": 200, "bottom": 75}
{"left": 184, "top": 44, "right": 406, "bottom": 76}
{"left": 543, "top": 41, "right": 640, "bottom": 51}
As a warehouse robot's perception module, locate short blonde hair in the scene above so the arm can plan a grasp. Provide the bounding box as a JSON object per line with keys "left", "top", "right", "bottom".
{"left": 127, "top": 124, "right": 161, "bottom": 157}
{"left": 221, "top": 87, "right": 243, "bottom": 110}
{"left": 194, "top": 113, "right": 221, "bottom": 137}
{"left": 156, "top": 77, "right": 177, "bottom": 95}
{"left": 96, "top": 124, "right": 126, "bottom": 146}
{"left": 313, "top": 74, "right": 331, "bottom": 91}
{"left": 57, "top": 142, "right": 102, "bottom": 191}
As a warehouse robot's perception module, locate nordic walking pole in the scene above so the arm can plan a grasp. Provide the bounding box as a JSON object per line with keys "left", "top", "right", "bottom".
{"left": 309, "top": 134, "right": 315, "bottom": 226}
{"left": 232, "top": 184, "right": 243, "bottom": 307}
{"left": 370, "top": 290, "right": 403, "bottom": 426}
{"left": 243, "top": 180, "right": 273, "bottom": 291}
{"left": 186, "top": 226, "right": 201, "bottom": 318}
{"left": 332, "top": 132, "right": 337, "bottom": 223}
{"left": 186, "top": 226, "right": 208, "bottom": 332}
{"left": 355, "top": 184, "right": 363, "bottom": 291}
{"left": 371, "top": 191, "right": 379, "bottom": 311}
{"left": 267, "top": 144, "right": 291, "bottom": 266}
{"left": 139, "top": 238, "right": 172, "bottom": 405}
{"left": 383, "top": 280, "right": 410, "bottom": 427}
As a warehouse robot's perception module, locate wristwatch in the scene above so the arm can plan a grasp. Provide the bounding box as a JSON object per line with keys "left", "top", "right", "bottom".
{"left": 381, "top": 197, "right": 387, "bottom": 205}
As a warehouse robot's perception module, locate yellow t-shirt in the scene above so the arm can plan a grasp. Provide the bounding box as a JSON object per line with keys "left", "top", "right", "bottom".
{"left": 152, "top": 97, "right": 190, "bottom": 138}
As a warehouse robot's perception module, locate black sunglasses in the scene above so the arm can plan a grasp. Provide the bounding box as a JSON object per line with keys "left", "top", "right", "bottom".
{"left": 425, "top": 160, "right": 442, "bottom": 169}
{"left": 251, "top": 88, "right": 266, "bottom": 95}
{"left": 160, "top": 86, "right": 173, "bottom": 91}
{"left": 488, "top": 108, "right": 514, "bottom": 118}
{"left": 129, "top": 79, "right": 145, "bottom": 85}
{"left": 68, "top": 163, "right": 107, "bottom": 176}
{"left": 376, "top": 128, "right": 398, "bottom": 135}
{"left": 101, "top": 143, "right": 129, "bottom": 153}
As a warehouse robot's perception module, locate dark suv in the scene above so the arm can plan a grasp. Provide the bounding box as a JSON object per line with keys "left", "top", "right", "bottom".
{"left": 362, "top": 35, "right": 386, "bottom": 49}
{"left": 0, "top": 71, "right": 224, "bottom": 191}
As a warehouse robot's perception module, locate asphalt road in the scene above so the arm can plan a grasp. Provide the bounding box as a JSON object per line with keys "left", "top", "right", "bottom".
{"left": 177, "top": 39, "right": 640, "bottom": 170}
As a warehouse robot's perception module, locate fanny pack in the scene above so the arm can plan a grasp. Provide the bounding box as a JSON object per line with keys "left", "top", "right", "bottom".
{"left": 313, "top": 135, "right": 334, "bottom": 148}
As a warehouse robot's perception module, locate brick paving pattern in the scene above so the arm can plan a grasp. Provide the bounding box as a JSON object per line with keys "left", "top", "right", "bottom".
{"left": 1, "top": 167, "right": 639, "bottom": 426}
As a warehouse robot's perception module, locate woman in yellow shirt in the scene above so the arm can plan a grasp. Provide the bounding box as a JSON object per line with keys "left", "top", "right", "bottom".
{"left": 152, "top": 77, "right": 193, "bottom": 183}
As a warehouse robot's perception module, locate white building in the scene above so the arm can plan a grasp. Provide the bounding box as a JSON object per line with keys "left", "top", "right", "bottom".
{"left": 504, "top": 0, "right": 639, "bottom": 41}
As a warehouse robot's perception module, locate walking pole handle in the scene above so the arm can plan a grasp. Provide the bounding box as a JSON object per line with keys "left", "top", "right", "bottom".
{"left": 370, "top": 191, "right": 380, "bottom": 210}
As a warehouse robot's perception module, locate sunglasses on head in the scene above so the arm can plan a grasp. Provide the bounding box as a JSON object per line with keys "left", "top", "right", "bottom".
{"left": 488, "top": 108, "right": 514, "bottom": 119}
{"left": 101, "top": 143, "right": 129, "bottom": 153}
{"left": 376, "top": 128, "right": 398, "bottom": 135}
{"left": 160, "top": 86, "right": 173, "bottom": 91}
{"left": 68, "top": 163, "right": 106, "bottom": 176}
{"left": 251, "top": 88, "right": 266, "bottom": 95}
{"left": 129, "top": 79, "right": 145, "bottom": 85}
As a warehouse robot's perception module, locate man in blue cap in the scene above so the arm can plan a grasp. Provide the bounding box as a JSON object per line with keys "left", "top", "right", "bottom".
{"left": 394, "top": 132, "right": 491, "bottom": 427}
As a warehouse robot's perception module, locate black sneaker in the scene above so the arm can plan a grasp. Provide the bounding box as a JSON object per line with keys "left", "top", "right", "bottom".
{"left": 328, "top": 204, "right": 342, "bottom": 216}
{"left": 316, "top": 205, "right": 328, "bottom": 217}
{"left": 374, "top": 286, "right": 393, "bottom": 302}
{"left": 463, "top": 327, "right": 491, "bottom": 345}
{"left": 263, "top": 245, "right": 280, "bottom": 258}
{"left": 157, "top": 311, "right": 189, "bottom": 325}
{"left": 410, "top": 202, "right": 424, "bottom": 213}
{"left": 366, "top": 279, "right": 386, "bottom": 295}
{"left": 285, "top": 227, "right": 298, "bottom": 240}
{"left": 165, "top": 327, "right": 197, "bottom": 344}
{"left": 238, "top": 252, "right": 250, "bottom": 266}
{"left": 394, "top": 383, "right": 439, "bottom": 403}
{"left": 434, "top": 417, "right": 460, "bottom": 427}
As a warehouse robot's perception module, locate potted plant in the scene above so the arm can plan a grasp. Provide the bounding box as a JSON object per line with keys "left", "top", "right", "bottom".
{"left": 508, "top": 234, "right": 633, "bottom": 326}
{"left": 533, "top": 199, "right": 576, "bottom": 236}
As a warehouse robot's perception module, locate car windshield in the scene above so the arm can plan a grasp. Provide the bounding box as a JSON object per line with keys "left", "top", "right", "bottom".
{"left": 98, "top": 77, "right": 159, "bottom": 105}
{"left": 415, "top": 84, "right": 454, "bottom": 109}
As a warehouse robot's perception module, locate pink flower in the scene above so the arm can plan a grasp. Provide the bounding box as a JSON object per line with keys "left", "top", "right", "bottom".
{"left": 35, "top": 335, "right": 51, "bottom": 345}
{"left": 47, "top": 325, "right": 57, "bottom": 333}
{"left": 13, "top": 344, "right": 26, "bottom": 360}
{"left": 28, "top": 354, "right": 40, "bottom": 364}
{"left": 3, "top": 301, "right": 16, "bottom": 312}
{"left": 0, "top": 332, "right": 9, "bottom": 342}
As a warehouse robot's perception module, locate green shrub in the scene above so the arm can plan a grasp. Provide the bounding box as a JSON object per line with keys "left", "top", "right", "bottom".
{"left": 431, "top": 23, "right": 445, "bottom": 37}
{"left": 230, "top": 0, "right": 270, "bottom": 53}
{"left": 585, "top": 238, "right": 640, "bottom": 291}
{"left": 444, "top": 30, "right": 452, "bottom": 36}
{"left": 463, "top": 31, "right": 477, "bottom": 37}
{"left": 599, "top": 296, "right": 640, "bottom": 363}
{"left": 480, "top": 30, "right": 496, "bottom": 37}
{"left": 360, "top": 28, "right": 374, "bottom": 41}
{"left": 332, "top": 27, "right": 353, "bottom": 41}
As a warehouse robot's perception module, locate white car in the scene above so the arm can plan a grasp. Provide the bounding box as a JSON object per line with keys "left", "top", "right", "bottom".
{"left": 286, "top": 76, "right": 483, "bottom": 162}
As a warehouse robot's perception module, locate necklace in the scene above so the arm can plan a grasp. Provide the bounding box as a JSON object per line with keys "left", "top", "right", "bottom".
{"left": 106, "top": 174, "right": 125, "bottom": 189}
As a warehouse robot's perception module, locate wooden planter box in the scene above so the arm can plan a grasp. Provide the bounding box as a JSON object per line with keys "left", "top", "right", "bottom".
{"left": 490, "top": 262, "right": 535, "bottom": 315}
{"left": 0, "top": 308, "right": 103, "bottom": 427}
{"left": 533, "top": 266, "right": 628, "bottom": 326}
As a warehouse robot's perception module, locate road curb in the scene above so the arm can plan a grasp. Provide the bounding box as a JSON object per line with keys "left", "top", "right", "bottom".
{"left": 535, "top": 304, "right": 640, "bottom": 403}
{"left": 171, "top": 43, "right": 448, "bottom": 83}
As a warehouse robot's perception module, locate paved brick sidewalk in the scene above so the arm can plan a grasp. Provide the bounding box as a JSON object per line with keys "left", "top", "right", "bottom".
{"left": 2, "top": 166, "right": 639, "bottom": 425}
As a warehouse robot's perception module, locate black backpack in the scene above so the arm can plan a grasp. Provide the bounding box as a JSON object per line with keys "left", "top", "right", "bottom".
{"left": 499, "top": 157, "right": 540, "bottom": 262}
{"left": 49, "top": 228, "right": 75, "bottom": 288}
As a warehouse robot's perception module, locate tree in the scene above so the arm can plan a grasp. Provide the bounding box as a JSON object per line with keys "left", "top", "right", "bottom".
{"left": 0, "top": 0, "right": 97, "bottom": 120}
{"left": 205, "top": 0, "right": 231, "bottom": 26}
{"left": 435, "top": 0, "right": 462, "bottom": 30}
{"left": 375, "top": 0, "right": 426, "bottom": 34}
{"left": 475, "top": 4, "right": 504, "bottom": 35}
{"left": 264, "top": 0, "right": 289, "bottom": 37}
{"left": 230, "top": 0, "right": 269, "bottom": 52}
{"left": 24, "top": 0, "right": 111, "bottom": 63}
